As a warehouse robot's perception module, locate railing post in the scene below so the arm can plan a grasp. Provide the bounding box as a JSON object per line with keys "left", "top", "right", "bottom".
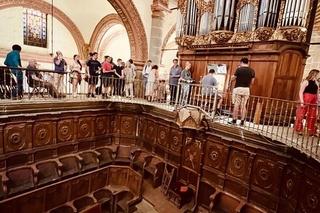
{"left": 211, "top": 88, "right": 218, "bottom": 119}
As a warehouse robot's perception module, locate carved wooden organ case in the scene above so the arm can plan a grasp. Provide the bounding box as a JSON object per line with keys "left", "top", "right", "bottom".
{"left": 175, "top": 0, "right": 318, "bottom": 100}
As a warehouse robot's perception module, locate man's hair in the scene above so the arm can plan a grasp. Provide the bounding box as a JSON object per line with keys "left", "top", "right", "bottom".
{"left": 12, "top": 44, "right": 22, "bottom": 51}
{"left": 129, "top": 59, "right": 133, "bottom": 64}
{"left": 240, "top": 58, "right": 249, "bottom": 64}
{"left": 173, "top": 59, "right": 178, "bottom": 62}
{"left": 104, "top": 55, "right": 110, "bottom": 59}
{"left": 152, "top": 65, "right": 158, "bottom": 69}
{"left": 209, "top": 69, "right": 215, "bottom": 74}
{"left": 117, "top": 58, "right": 122, "bottom": 62}
{"left": 147, "top": 60, "right": 152, "bottom": 63}
{"left": 92, "top": 52, "right": 98, "bottom": 55}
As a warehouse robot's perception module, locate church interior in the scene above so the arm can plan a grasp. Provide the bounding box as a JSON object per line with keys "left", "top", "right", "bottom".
{"left": 1, "top": 0, "right": 320, "bottom": 213}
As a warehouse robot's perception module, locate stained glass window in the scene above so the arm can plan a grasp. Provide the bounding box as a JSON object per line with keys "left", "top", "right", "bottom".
{"left": 23, "top": 8, "right": 47, "bottom": 48}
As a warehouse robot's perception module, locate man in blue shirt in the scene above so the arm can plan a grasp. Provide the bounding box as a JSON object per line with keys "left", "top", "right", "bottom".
{"left": 4, "top": 44, "right": 22, "bottom": 99}
{"left": 169, "top": 59, "right": 182, "bottom": 105}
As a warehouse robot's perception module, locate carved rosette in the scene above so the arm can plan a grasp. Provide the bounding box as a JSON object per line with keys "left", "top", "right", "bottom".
{"left": 121, "top": 117, "right": 134, "bottom": 135}
{"left": 4, "top": 124, "right": 27, "bottom": 153}
{"left": 34, "top": 122, "right": 52, "bottom": 147}
{"left": 255, "top": 27, "right": 275, "bottom": 41}
{"left": 78, "top": 118, "right": 91, "bottom": 139}
{"left": 146, "top": 122, "right": 156, "bottom": 141}
{"left": 211, "top": 31, "right": 234, "bottom": 44}
{"left": 58, "top": 120, "right": 73, "bottom": 142}
{"left": 95, "top": 117, "right": 107, "bottom": 136}
{"left": 233, "top": 31, "right": 253, "bottom": 43}
{"left": 157, "top": 127, "right": 168, "bottom": 147}
{"left": 253, "top": 161, "right": 275, "bottom": 191}
{"left": 280, "top": 27, "right": 307, "bottom": 42}
{"left": 182, "top": 35, "right": 196, "bottom": 46}
{"left": 193, "top": 34, "right": 212, "bottom": 45}
{"left": 170, "top": 132, "right": 182, "bottom": 152}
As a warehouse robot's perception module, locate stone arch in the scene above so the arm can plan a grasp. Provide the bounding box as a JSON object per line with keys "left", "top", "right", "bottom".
{"left": 90, "top": 13, "right": 124, "bottom": 52}
{"left": 160, "top": 24, "right": 176, "bottom": 64}
{"left": 107, "top": 0, "right": 148, "bottom": 66}
{"left": 0, "top": 0, "right": 86, "bottom": 58}
{"left": 98, "top": 30, "right": 127, "bottom": 58}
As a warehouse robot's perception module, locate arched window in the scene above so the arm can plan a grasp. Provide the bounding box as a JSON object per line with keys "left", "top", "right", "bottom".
{"left": 184, "top": 0, "right": 198, "bottom": 36}
{"left": 282, "top": 0, "right": 310, "bottom": 27}
{"left": 257, "top": 0, "right": 281, "bottom": 28}
{"left": 212, "top": 0, "right": 237, "bottom": 31}
{"left": 238, "top": 3, "right": 255, "bottom": 32}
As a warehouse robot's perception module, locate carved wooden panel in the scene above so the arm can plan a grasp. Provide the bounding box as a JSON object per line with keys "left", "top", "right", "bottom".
{"left": 182, "top": 137, "right": 202, "bottom": 172}
{"left": 33, "top": 121, "right": 53, "bottom": 147}
{"left": 95, "top": 116, "right": 107, "bottom": 136}
{"left": 111, "top": 115, "right": 120, "bottom": 134}
{"left": 297, "top": 177, "right": 320, "bottom": 213}
{"left": 16, "top": 190, "right": 45, "bottom": 213}
{"left": 280, "top": 166, "right": 301, "bottom": 210}
{"left": 170, "top": 130, "right": 182, "bottom": 153}
{"left": 120, "top": 137, "right": 135, "bottom": 146}
{"left": 70, "top": 175, "right": 90, "bottom": 200}
{"left": 145, "top": 121, "right": 157, "bottom": 142}
{"left": 226, "top": 149, "right": 253, "bottom": 184}
{"left": 78, "top": 117, "right": 92, "bottom": 139}
{"left": 249, "top": 190, "right": 278, "bottom": 212}
{"left": 46, "top": 182, "right": 69, "bottom": 211}
{"left": 109, "top": 167, "right": 128, "bottom": 186}
{"left": 4, "top": 124, "right": 28, "bottom": 153}
{"left": 57, "top": 119, "right": 74, "bottom": 143}
{"left": 204, "top": 141, "right": 228, "bottom": 173}
{"left": 90, "top": 169, "right": 108, "bottom": 192}
{"left": 157, "top": 125, "right": 169, "bottom": 148}
{"left": 251, "top": 156, "right": 282, "bottom": 195}
{"left": 199, "top": 182, "right": 216, "bottom": 209}
{"left": 225, "top": 179, "right": 248, "bottom": 199}
{"left": 0, "top": 199, "right": 15, "bottom": 212}
{"left": 120, "top": 116, "right": 136, "bottom": 136}
{"left": 128, "top": 169, "right": 142, "bottom": 197}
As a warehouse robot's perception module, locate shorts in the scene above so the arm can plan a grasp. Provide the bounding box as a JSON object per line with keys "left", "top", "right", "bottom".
{"left": 88, "top": 75, "right": 98, "bottom": 85}
{"left": 101, "top": 75, "right": 113, "bottom": 87}
{"left": 232, "top": 87, "right": 250, "bottom": 106}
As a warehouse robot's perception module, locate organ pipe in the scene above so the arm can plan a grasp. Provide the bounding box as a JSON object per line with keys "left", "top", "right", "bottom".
{"left": 213, "top": 0, "right": 237, "bottom": 31}
{"left": 184, "top": 0, "right": 198, "bottom": 36}
{"left": 238, "top": 3, "right": 255, "bottom": 32}
{"left": 176, "top": 9, "right": 184, "bottom": 37}
{"left": 282, "top": 0, "right": 310, "bottom": 27}
{"left": 257, "top": 0, "right": 281, "bottom": 28}
{"left": 199, "top": 12, "right": 211, "bottom": 35}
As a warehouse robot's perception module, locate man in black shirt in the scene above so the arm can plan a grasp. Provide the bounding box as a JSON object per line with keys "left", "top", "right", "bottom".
{"left": 113, "top": 58, "right": 124, "bottom": 96}
{"left": 86, "top": 52, "right": 101, "bottom": 98}
{"left": 230, "top": 58, "right": 255, "bottom": 126}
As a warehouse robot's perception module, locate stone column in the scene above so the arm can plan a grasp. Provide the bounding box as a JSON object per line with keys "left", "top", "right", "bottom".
{"left": 149, "top": 0, "right": 171, "bottom": 65}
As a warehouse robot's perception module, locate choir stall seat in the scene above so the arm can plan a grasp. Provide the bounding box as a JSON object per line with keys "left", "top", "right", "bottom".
{"left": 35, "top": 159, "right": 63, "bottom": 186}
{"left": 79, "top": 150, "right": 101, "bottom": 172}
{"left": 49, "top": 204, "right": 77, "bottom": 213}
{"left": 93, "top": 188, "right": 113, "bottom": 213}
{"left": 0, "top": 165, "right": 39, "bottom": 198}
{"left": 79, "top": 203, "right": 102, "bottom": 213}
{"left": 130, "top": 150, "right": 151, "bottom": 175}
{"left": 73, "top": 196, "right": 95, "bottom": 212}
{"left": 144, "top": 156, "right": 165, "bottom": 188}
{"left": 114, "top": 146, "right": 133, "bottom": 166}
{"left": 59, "top": 154, "right": 83, "bottom": 178}
{"left": 114, "top": 190, "right": 137, "bottom": 213}
{"left": 209, "top": 191, "right": 242, "bottom": 213}
{"left": 96, "top": 147, "right": 114, "bottom": 167}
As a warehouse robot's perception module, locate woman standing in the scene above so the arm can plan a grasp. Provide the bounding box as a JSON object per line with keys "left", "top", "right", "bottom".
{"left": 123, "top": 61, "right": 134, "bottom": 99}
{"left": 145, "top": 65, "right": 159, "bottom": 102}
{"left": 294, "top": 69, "right": 320, "bottom": 135}
{"left": 179, "top": 62, "right": 194, "bottom": 105}
{"left": 69, "top": 54, "right": 82, "bottom": 98}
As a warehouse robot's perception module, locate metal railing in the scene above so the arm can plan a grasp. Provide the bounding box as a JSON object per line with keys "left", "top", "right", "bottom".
{"left": 1, "top": 66, "right": 319, "bottom": 161}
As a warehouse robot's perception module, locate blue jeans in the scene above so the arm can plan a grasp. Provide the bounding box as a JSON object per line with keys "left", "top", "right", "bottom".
{"left": 11, "top": 70, "right": 23, "bottom": 97}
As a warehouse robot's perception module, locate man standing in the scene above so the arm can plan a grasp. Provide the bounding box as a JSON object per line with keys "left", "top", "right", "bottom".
{"left": 169, "top": 59, "right": 182, "bottom": 105}
{"left": 201, "top": 69, "right": 222, "bottom": 114}
{"left": 86, "top": 52, "right": 101, "bottom": 98}
{"left": 53, "top": 51, "right": 67, "bottom": 97}
{"left": 113, "top": 58, "right": 124, "bottom": 96}
{"left": 229, "top": 58, "right": 255, "bottom": 126}
{"left": 26, "top": 59, "right": 59, "bottom": 98}
{"left": 4, "top": 44, "right": 22, "bottom": 99}
{"left": 142, "top": 60, "right": 152, "bottom": 85}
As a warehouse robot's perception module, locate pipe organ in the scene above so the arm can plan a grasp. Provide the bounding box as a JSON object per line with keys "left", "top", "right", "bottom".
{"left": 175, "top": 0, "right": 318, "bottom": 101}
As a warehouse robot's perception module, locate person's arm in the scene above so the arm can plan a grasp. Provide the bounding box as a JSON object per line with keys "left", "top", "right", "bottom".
{"left": 299, "top": 80, "right": 308, "bottom": 106}
{"left": 155, "top": 69, "right": 159, "bottom": 79}
{"left": 86, "top": 61, "right": 90, "bottom": 77}
{"left": 64, "top": 60, "right": 67, "bottom": 71}
{"left": 251, "top": 78, "right": 255, "bottom": 86}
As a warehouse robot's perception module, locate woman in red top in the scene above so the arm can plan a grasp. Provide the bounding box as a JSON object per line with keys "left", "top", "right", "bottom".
{"left": 101, "top": 56, "right": 114, "bottom": 99}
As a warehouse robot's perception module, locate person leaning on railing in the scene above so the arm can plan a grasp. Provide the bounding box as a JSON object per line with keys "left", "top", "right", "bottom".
{"left": 179, "top": 61, "right": 194, "bottom": 105}
{"left": 86, "top": 52, "right": 101, "bottom": 98}
{"left": 294, "top": 69, "right": 320, "bottom": 136}
{"left": 26, "top": 59, "right": 59, "bottom": 99}
{"left": 53, "top": 51, "right": 67, "bottom": 97}
{"left": 169, "top": 59, "right": 182, "bottom": 105}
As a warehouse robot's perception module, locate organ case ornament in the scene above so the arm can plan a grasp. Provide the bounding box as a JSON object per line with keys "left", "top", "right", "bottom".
{"left": 211, "top": 31, "right": 234, "bottom": 44}
{"left": 255, "top": 27, "right": 275, "bottom": 41}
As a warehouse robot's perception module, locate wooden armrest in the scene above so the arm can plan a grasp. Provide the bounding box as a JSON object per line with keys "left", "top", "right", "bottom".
{"left": 108, "top": 145, "right": 119, "bottom": 153}
{"left": 0, "top": 172, "right": 9, "bottom": 183}
{"left": 126, "top": 196, "right": 139, "bottom": 206}
{"left": 30, "top": 164, "right": 40, "bottom": 175}
{"left": 235, "top": 201, "right": 245, "bottom": 213}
